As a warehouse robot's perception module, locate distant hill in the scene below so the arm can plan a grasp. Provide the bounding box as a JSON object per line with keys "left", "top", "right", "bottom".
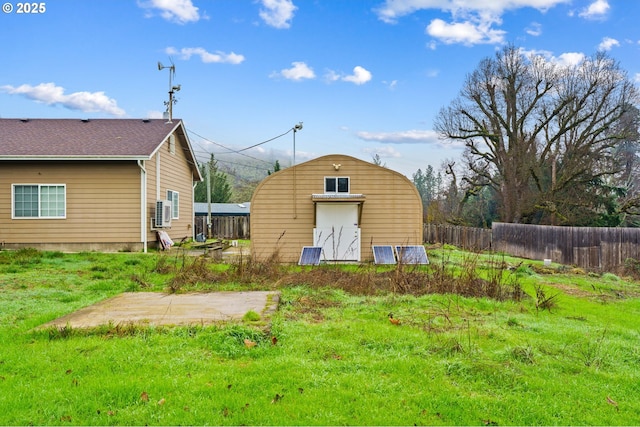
{"left": 212, "top": 152, "right": 288, "bottom": 203}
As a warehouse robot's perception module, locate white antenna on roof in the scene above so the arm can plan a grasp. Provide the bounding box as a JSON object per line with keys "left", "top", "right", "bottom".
{"left": 158, "top": 59, "right": 181, "bottom": 123}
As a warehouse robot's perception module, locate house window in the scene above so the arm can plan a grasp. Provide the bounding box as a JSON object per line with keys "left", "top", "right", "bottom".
{"left": 325, "top": 177, "right": 350, "bottom": 194}
{"left": 168, "top": 135, "right": 176, "bottom": 154}
{"left": 167, "top": 190, "right": 179, "bottom": 219}
{"left": 13, "top": 184, "right": 66, "bottom": 218}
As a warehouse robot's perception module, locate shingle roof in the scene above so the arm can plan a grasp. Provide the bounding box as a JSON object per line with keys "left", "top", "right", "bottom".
{"left": 0, "top": 118, "right": 183, "bottom": 157}
{"left": 194, "top": 202, "right": 251, "bottom": 216}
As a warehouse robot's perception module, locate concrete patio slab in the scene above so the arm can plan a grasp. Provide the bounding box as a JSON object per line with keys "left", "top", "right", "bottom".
{"left": 40, "top": 291, "right": 280, "bottom": 329}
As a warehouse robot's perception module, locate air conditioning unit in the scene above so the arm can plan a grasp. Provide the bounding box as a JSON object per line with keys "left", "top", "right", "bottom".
{"left": 155, "top": 200, "right": 172, "bottom": 228}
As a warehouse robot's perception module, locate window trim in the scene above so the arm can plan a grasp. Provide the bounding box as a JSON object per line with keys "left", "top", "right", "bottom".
{"left": 167, "top": 190, "right": 179, "bottom": 219}
{"left": 12, "top": 184, "right": 67, "bottom": 219}
{"left": 324, "top": 176, "right": 350, "bottom": 194}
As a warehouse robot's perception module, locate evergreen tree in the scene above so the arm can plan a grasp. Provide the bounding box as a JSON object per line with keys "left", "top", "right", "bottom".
{"left": 412, "top": 165, "right": 440, "bottom": 218}
{"left": 194, "top": 154, "right": 232, "bottom": 203}
{"left": 372, "top": 154, "right": 386, "bottom": 167}
{"left": 267, "top": 160, "right": 281, "bottom": 175}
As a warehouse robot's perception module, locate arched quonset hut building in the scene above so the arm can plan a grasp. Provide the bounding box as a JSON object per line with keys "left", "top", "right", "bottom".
{"left": 250, "top": 154, "right": 423, "bottom": 263}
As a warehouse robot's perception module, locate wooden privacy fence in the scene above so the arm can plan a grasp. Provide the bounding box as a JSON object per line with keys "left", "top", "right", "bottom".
{"left": 492, "top": 222, "right": 640, "bottom": 271}
{"left": 424, "top": 224, "right": 492, "bottom": 251}
{"left": 194, "top": 216, "right": 250, "bottom": 240}
{"left": 425, "top": 222, "right": 640, "bottom": 270}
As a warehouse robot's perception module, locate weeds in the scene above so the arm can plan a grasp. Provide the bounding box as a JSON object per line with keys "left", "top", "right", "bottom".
{"left": 533, "top": 283, "right": 559, "bottom": 313}
{"left": 129, "top": 273, "right": 152, "bottom": 289}
{"left": 211, "top": 249, "right": 526, "bottom": 301}
{"left": 510, "top": 345, "right": 536, "bottom": 364}
{"left": 137, "top": 244, "right": 529, "bottom": 301}
{"left": 576, "top": 328, "right": 608, "bottom": 368}
{"left": 227, "top": 247, "right": 285, "bottom": 285}
{"left": 167, "top": 254, "right": 220, "bottom": 293}
{"left": 623, "top": 257, "right": 640, "bottom": 278}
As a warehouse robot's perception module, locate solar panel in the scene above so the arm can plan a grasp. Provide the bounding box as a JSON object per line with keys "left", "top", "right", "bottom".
{"left": 299, "top": 246, "right": 323, "bottom": 265}
{"left": 395, "top": 245, "right": 429, "bottom": 264}
{"left": 372, "top": 245, "right": 396, "bottom": 264}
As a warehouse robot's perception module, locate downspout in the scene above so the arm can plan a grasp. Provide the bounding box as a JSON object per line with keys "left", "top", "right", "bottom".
{"left": 137, "top": 160, "right": 147, "bottom": 253}
{"left": 156, "top": 152, "right": 161, "bottom": 200}
{"left": 193, "top": 181, "right": 198, "bottom": 241}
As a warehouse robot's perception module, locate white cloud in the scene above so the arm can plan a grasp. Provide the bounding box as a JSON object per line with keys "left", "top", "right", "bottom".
{"left": 579, "top": 0, "right": 609, "bottom": 19}
{"left": 375, "top": 0, "right": 569, "bottom": 24}
{"left": 426, "top": 18, "right": 505, "bottom": 45}
{"left": 272, "top": 62, "right": 316, "bottom": 81}
{"left": 357, "top": 129, "right": 440, "bottom": 144}
{"left": 383, "top": 79, "right": 398, "bottom": 89}
{"left": 555, "top": 52, "right": 586, "bottom": 67}
{"left": 375, "top": 0, "right": 568, "bottom": 46}
{"left": 362, "top": 146, "right": 402, "bottom": 158}
{"left": 342, "top": 66, "right": 373, "bottom": 85}
{"left": 138, "top": 0, "right": 201, "bottom": 24}
{"left": 259, "top": 0, "right": 297, "bottom": 29}
{"left": 425, "top": 69, "right": 439, "bottom": 78}
{"left": 597, "top": 37, "right": 619, "bottom": 51}
{"left": 165, "top": 47, "right": 245, "bottom": 64}
{"left": 521, "top": 48, "right": 585, "bottom": 67}
{"left": 324, "top": 69, "right": 341, "bottom": 83}
{"left": 635, "top": 73, "right": 640, "bottom": 84}
{"left": 146, "top": 110, "right": 165, "bottom": 119}
{"left": 358, "top": 129, "right": 467, "bottom": 151}
{"left": 526, "top": 22, "right": 542, "bottom": 36}
{"left": 1, "top": 82, "right": 125, "bottom": 116}
{"left": 325, "top": 66, "right": 373, "bottom": 85}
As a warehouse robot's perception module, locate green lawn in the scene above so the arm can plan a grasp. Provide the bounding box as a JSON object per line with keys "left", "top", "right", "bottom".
{"left": 0, "top": 247, "right": 639, "bottom": 425}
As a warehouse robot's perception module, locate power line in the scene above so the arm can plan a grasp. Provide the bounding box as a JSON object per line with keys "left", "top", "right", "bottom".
{"left": 187, "top": 128, "right": 237, "bottom": 153}
{"left": 187, "top": 126, "right": 294, "bottom": 163}
{"left": 235, "top": 128, "right": 293, "bottom": 152}
{"left": 188, "top": 131, "right": 268, "bottom": 165}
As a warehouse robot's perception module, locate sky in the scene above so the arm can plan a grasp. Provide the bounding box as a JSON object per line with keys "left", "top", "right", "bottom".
{"left": 2, "top": 0, "right": 640, "bottom": 178}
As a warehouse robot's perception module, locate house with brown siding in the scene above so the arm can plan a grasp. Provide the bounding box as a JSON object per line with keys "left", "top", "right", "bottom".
{"left": 0, "top": 118, "right": 202, "bottom": 252}
{"left": 250, "top": 154, "right": 423, "bottom": 263}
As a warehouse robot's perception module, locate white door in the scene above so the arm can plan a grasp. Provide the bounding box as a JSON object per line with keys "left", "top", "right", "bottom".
{"left": 314, "top": 203, "right": 360, "bottom": 261}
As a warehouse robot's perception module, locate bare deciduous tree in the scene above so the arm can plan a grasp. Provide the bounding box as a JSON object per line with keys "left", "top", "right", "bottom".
{"left": 434, "top": 45, "right": 638, "bottom": 224}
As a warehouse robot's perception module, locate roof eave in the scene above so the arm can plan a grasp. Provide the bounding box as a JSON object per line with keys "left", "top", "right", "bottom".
{"left": 0, "top": 155, "right": 151, "bottom": 161}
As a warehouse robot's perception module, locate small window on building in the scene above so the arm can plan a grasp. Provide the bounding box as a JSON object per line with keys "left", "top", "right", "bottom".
{"left": 167, "top": 190, "right": 179, "bottom": 219}
{"left": 325, "top": 177, "right": 350, "bottom": 194}
{"left": 13, "top": 184, "right": 66, "bottom": 219}
{"left": 168, "top": 135, "right": 176, "bottom": 154}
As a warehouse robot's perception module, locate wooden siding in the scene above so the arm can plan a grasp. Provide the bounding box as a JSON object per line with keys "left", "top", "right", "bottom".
{"left": 0, "top": 161, "right": 141, "bottom": 245}
{"left": 250, "top": 154, "right": 423, "bottom": 262}
{"left": 1, "top": 127, "right": 198, "bottom": 251}
{"left": 144, "top": 131, "right": 196, "bottom": 246}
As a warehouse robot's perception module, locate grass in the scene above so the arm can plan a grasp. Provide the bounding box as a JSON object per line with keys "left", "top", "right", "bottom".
{"left": 0, "top": 246, "right": 639, "bottom": 425}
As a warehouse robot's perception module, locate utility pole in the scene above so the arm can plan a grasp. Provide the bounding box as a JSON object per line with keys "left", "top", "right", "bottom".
{"left": 206, "top": 161, "right": 212, "bottom": 239}
{"left": 292, "top": 122, "right": 303, "bottom": 219}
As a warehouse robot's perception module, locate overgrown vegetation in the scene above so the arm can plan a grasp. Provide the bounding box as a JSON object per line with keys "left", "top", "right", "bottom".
{"left": 1, "top": 246, "right": 639, "bottom": 425}
{"left": 163, "top": 246, "right": 525, "bottom": 301}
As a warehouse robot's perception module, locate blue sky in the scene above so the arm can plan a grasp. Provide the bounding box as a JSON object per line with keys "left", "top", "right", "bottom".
{"left": 2, "top": 0, "right": 640, "bottom": 177}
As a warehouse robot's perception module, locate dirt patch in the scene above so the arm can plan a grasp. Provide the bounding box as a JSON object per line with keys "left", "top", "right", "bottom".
{"left": 285, "top": 295, "right": 342, "bottom": 323}
{"left": 544, "top": 282, "right": 639, "bottom": 301}
{"left": 545, "top": 283, "right": 595, "bottom": 298}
